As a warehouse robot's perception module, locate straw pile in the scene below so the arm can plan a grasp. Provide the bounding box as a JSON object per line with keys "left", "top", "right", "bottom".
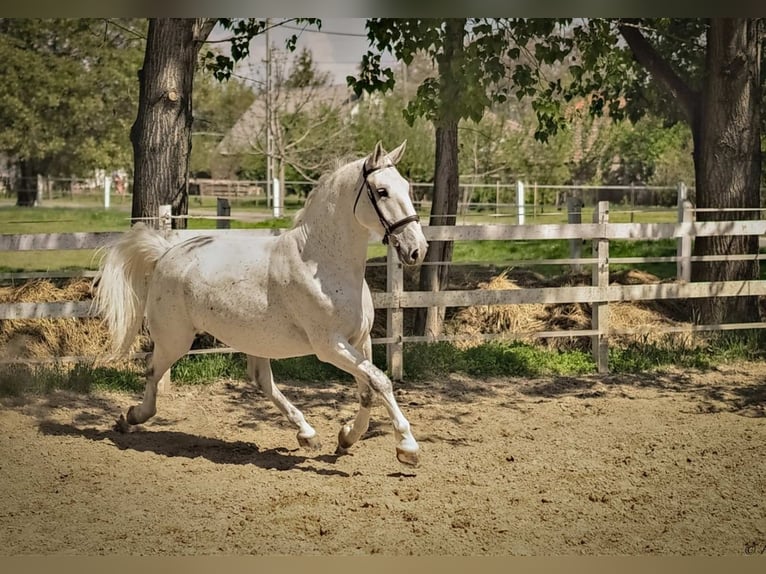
{"left": 444, "top": 267, "right": 697, "bottom": 351}
{"left": 0, "top": 278, "right": 148, "bottom": 364}
{"left": 443, "top": 271, "right": 548, "bottom": 348}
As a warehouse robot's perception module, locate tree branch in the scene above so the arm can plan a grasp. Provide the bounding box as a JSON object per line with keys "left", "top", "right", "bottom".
{"left": 193, "top": 18, "right": 218, "bottom": 46}
{"left": 617, "top": 19, "right": 699, "bottom": 123}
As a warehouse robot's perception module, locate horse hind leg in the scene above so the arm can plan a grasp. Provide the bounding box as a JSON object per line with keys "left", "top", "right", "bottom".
{"left": 336, "top": 337, "right": 374, "bottom": 455}
{"left": 336, "top": 379, "right": 372, "bottom": 454}
{"left": 246, "top": 355, "right": 320, "bottom": 450}
{"left": 115, "top": 326, "right": 195, "bottom": 432}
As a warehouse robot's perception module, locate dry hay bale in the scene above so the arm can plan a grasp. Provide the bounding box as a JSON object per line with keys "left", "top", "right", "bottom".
{"left": 610, "top": 269, "right": 661, "bottom": 285}
{"left": 0, "top": 277, "right": 93, "bottom": 304}
{"left": 440, "top": 266, "right": 701, "bottom": 353}
{"left": 0, "top": 278, "right": 148, "bottom": 365}
{"left": 546, "top": 271, "right": 591, "bottom": 288}
{"left": 608, "top": 269, "right": 695, "bottom": 334}
{"left": 444, "top": 270, "right": 548, "bottom": 349}
{"left": 608, "top": 301, "right": 697, "bottom": 348}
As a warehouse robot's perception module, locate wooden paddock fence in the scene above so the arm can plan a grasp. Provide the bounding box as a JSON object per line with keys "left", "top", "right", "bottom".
{"left": 2, "top": 202, "right": 766, "bottom": 379}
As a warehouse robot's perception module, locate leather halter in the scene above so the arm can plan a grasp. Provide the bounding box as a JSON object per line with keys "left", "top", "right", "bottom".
{"left": 352, "top": 163, "right": 420, "bottom": 245}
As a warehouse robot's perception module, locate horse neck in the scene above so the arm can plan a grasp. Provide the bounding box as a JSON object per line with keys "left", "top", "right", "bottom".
{"left": 293, "top": 161, "right": 370, "bottom": 270}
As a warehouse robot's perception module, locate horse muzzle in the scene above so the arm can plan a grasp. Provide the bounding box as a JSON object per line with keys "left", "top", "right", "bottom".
{"left": 390, "top": 224, "right": 428, "bottom": 266}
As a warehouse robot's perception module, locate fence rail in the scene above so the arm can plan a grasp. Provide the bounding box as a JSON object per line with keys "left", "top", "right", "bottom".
{"left": 2, "top": 201, "right": 766, "bottom": 377}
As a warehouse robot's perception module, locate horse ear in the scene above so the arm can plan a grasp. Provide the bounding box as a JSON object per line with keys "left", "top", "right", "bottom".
{"left": 387, "top": 140, "right": 407, "bottom": 165}
{"left": 366, "top": 140, "right": 385, "bottom": 171}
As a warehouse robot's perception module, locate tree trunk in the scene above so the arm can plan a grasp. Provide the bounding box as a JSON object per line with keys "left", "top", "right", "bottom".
{"left": 130, "top": 18, "right": 215, "bottom": 229}
{"left": 15, "top": 160, "right": 41, "bottom": 207}
{"left": 414, "top": 122, "right": 461, "bottom": 337}
{"left": 620, "top": 18, "right": 762, "bottom": 326}
{"left": 691, "top": 19, "right": 761, "bottom": 324}
{"left": 413, "top": 18, "right": 465, "bottom": 337}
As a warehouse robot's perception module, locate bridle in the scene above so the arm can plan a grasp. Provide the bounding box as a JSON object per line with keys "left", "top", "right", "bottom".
{"left": 352, "top": 163, "right": 420, "bottom": 245}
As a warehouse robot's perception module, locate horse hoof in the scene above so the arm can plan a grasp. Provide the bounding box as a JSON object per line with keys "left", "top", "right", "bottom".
{"left": 114, "top": 414, "right": 131, "bottom": 434}
{"left": 337, "top": 424, "right": 354, "bottom": 450}
{"left": 396, "top": 447, "right": 420, "bottom": 468}
{"left": 298, "top": 433, "right": 322, "bottom": 451}
{"left": 125, "top": 405, "right": 139, "bottom": 425}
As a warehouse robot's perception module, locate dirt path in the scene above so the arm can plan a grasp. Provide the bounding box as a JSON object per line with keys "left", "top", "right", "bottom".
{"left": 1, "top": 362, "right": 765, "bottom": 555}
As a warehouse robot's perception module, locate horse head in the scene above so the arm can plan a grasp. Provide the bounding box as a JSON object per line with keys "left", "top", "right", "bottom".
{"left": 355, "top": 140, "right": 428, "bottom": 266}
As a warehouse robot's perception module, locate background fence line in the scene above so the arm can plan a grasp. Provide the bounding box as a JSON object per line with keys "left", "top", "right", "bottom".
{"left": 3, "top": 199, "right": 766, "bottom": 378}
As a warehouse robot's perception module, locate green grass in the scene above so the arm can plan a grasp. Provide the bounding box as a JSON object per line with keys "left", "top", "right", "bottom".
{"left": 0, "top": 200, "right": 300, "bottom": 272}
{"left": 171, "top": 353, "right": 248, "bottom": 384}
{"left": 0, "top": 362, "right": 144, "bottom": 397}
{"left": 165, "top": 331, "right": 766, "bottom": 385}
{"left": 608, "top": 330, "right": 766, "bottom": 373}
{"left": 3, "top": 330, "right": 766, "bottom": 398}
{"left": 400, "top": 341, "right": 595, "bottom": 379}
{"left": 0, "top": 197, "right": 686, "bottom": 274}
{"left": 0, "top": 205, "right": 131, "bottom": 233}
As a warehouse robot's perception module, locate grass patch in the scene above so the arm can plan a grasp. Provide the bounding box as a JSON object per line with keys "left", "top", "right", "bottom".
{"left": 402, "top": 341, "right": 595, "bottom": 379}
{"left": 0, "top": 362, "right": 143, "bottom": 397}
{"left": 171, "top": 353, "right": 247, "bottom": 384}
{"left": 2, "top": 329, "right": 766, "bottom": 398}
{"left": 169, "top": 352, "right": 353, "bottom": 385}
{"left": 271, "top": 355, "right": 352, "bottom": 382}
{"left": 609, "top": 330, "right": 766, "bottom": 373}
{"left": 609, "top": 341, "right": 712, "bottom": 373}
{"left": 0, "top": 205, "right": 131, "bottom": 234}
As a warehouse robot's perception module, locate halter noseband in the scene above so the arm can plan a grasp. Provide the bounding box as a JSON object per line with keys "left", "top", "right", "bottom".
{"left": 353, "top": 163, "right": 420, "bottom": 245}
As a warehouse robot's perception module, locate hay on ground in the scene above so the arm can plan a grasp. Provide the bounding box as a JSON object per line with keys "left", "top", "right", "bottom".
{"left": 444, "top": 267, "right": 699, "bottom": 351}
{"left": 0, "top": 279, "right": 148, "bottom": 366}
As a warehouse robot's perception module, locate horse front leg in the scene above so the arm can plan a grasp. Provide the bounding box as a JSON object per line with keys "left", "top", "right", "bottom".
{"left": 246, "top": 355, "right": 321, "bottom": 450}
{"left": 314, "top": 336, "right": 419, "bottom": 467}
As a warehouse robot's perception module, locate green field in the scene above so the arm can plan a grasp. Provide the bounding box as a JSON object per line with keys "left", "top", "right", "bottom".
{"left": 0, "top": 194, "right": 683, "bottom": 277}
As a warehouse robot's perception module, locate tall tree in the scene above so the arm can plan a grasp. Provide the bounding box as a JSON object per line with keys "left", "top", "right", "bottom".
{"left": 0, "top": 19, "right": 145, "bottom": 205}
{"left": 285, "top": 46, "right": 331, "bottom": 89}
{"left": 508, "top": 18, "right": 763, "bottom": 324}
{"left": 130, "top": 17, "right": 320, "bottom": 226}
{"left": 130, "top": 18, "right": 216, "bottom": 229}
{"left": 351, "top": 18, "right": 511, "bottom": 337}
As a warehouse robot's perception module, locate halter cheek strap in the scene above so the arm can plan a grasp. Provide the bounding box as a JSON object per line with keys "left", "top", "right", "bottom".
{"left": 353, "top": 163, "right": 420, "bottom": 245}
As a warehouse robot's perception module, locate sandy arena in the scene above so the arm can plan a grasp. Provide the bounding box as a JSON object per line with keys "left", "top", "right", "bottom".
{"left": 1, "top": 361, "right": 764, "bottom": 555}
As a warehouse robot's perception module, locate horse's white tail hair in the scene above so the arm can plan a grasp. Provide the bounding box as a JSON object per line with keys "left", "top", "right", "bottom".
{"left": 93, "top": 223, "right": 173, "bottom": 356}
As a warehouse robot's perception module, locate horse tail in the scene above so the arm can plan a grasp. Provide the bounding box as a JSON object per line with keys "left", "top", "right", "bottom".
{"left": 93, "top": 223, "right": 173, "bottom": 357}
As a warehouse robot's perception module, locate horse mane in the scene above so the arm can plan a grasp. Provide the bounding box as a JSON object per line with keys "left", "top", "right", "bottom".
{"left": 291, "top": 154, "right": 363, "bottom": 229}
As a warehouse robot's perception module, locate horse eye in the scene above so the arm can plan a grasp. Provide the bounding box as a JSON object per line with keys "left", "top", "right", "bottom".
{"left": 376, "top": 187, "right": 389, "bottom": 198}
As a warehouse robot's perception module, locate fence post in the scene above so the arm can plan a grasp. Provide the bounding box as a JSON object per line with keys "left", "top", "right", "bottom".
{"left": 103, "top": 174, "right": 111, "bottom": 210}
{"left": 216, "top": 197, "right": 231, "bottom": 229}
{"left": 386, "top": 242, "right": 404, "bottom": 381}
{"left": 156, "top": 205, "right": 173, "bottom": 393}
{"left": 676, "top": 183, "right": 692, "bottom": 282}
{"left": 158, "top": 204, "right": 172, "bottom": 231}
{"left": 567, "top": 195, "right": 582, "bottom": 273}
{"left": 591, "top": 200, "right": 610, "bottom": 373}
{"left": 516, "top": 180, "right": 525, "bottom": 225}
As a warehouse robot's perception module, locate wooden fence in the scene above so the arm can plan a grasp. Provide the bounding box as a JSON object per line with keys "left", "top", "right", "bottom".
{"left": 188, "top": 178, "right": 262, "bottom": 198}
{"left": 2, "top": 201, "right": 766, "bottom": 378}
